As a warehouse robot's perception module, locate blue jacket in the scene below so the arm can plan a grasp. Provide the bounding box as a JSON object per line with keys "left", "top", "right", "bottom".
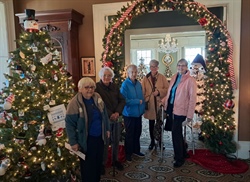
{"left": 65, "top": 92, "right": 110, "bottom": 153}
{"left": 120, "top": 78, "right": 145, "bottom": 117}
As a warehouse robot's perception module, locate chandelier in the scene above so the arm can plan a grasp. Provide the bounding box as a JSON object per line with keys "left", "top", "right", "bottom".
{"left": 158, "top": 34, "right": 178, "bottom": 65}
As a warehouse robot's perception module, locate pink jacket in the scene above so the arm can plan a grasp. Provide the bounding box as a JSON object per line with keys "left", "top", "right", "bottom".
{"left": 163, "top": 71, "right": 197, "bottom": 119}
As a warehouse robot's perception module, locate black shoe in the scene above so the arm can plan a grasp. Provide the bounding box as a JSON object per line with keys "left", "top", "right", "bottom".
{"left": 184, "top": 153, "right": 190, "bottom": 159}
{"left": 159, "top": 143, "right": 165, "bottom": 150}
{"left": 148, "top": 143, "right": 155, "bottom": 150}
{"left": 173, "top": 161, "right": 184, "bottom": 168}
{"left": 114, "top": 161, "right": 124, "bottom": 171}
{"left": 126, "top": 155, "right": 132, "bottom": 163}
{"left": 101, "top": 165, "right": 105, "bottom": 175}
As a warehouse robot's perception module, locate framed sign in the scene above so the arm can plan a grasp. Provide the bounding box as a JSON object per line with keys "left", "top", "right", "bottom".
{"left": 81, "top": 57, "right": 95, "bottom": 76}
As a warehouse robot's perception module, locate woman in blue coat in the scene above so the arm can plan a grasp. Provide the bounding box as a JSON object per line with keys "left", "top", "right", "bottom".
{"left": 120, "top": 64, "right": 145, "bottom": 162}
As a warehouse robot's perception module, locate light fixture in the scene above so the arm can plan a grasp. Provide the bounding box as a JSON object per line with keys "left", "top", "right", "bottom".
{"left": 158, "top": 34, "right": 178, "bottom": 65}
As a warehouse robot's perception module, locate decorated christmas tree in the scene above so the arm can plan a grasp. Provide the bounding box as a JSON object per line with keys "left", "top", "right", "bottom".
{"left": 137, "top": 57, "right": 148, "bottom": 81}
{"left": 102, "top": 0, "right": 237, "bottom": 155}
{"left": 164, "top": 64, "right": 173, "bottom": 78}
{"left": 0, "top": 9, "right": 79, "bottom": 181}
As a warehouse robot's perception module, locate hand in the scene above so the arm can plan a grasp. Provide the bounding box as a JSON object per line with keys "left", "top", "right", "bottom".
{"left": 107, "top": 131, "right": 110, "bottom": 138}
{"left": 153, "top": 90, "right": 159, "bottom": 96}
{"left": 140, "top": 100, "right": 143, "bottom": 104}
{"left": 71, "top": 144, "right": 79, "bottom": 152}
{"left": 110, "top": 112, "right": 119, "bottom": 121}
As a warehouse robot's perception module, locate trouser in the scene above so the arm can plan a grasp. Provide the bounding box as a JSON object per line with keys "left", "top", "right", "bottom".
{"left": 80, "top": 135, "right": 104, "bottom": 182}
{"left": 123, "top": 116, "right": 142, "bottom": 157}
{"left": 103, "top": 122, "right": 122, "bottom": 165}
{"left": 149, "top": 119, "right": 155, "bottom": 142}
{"left": 172, "top": 115, "right": 186, "bottom": 163}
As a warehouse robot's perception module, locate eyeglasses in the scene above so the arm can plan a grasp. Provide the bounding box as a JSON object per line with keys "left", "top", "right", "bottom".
{"left": 177, "top": 64, "right": 187, "bottom": 67}
{"left": 84, "top": 86, "right": 95, "bottom": 90}
{"left": 150, "top": 65, "right": 158, "bottom": 68}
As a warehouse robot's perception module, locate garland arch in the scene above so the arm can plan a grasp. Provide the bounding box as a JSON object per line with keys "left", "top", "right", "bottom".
{"left": 101, "top": 0, "right": 237, "bottom": 154}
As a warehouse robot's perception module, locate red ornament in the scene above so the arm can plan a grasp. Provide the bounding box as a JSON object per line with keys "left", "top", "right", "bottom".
{"left": 56, "top": 128, "right": 64, "bottom": 137}
{"left": 103, "top": 61, "right": 113, "bottom": 68}
{"left": 210, "top": 83, "right": 214, "bottom": 87}
{"left": 225, "top": 72, "right": 230, "bottom": 77}
{"left": 154, "top": 6, "right": 159, "bottom": 13}
{"left": 223, "top": 99, "right": 235, "bottom": 109}
{"left": 171, "top": 6, "right": 175, "bottom": 11}
{"left": 219, "top": 141, "right": 223, "bottom": 145}
{"left": 198, "top": 18, "right": 208, "bottom": 26}
{"left": 119, "top": 41, "right": 123, "bottom": 47}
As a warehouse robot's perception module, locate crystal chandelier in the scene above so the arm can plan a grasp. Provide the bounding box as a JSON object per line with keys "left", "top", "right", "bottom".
{"left": 158, "top": 34, "right": 178, "bottom": 65}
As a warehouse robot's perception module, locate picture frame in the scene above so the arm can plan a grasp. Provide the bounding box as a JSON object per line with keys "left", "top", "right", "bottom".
{"left": 162, "top": 54, "right": 174, "bottom": 66}
{"left": 81, "top": 57, "right": 95, "bottom": 76}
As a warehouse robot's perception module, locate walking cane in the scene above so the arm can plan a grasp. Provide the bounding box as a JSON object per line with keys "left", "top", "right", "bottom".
{"left": 159, "top": 105, "right": 164, "bottom": 162}
{"left": 112, "top": 123, "right": 116, "bottom": 177}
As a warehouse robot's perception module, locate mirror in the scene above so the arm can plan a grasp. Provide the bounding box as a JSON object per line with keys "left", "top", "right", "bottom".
{"left": 125, "top": 26, "right": 206, "bottom": 77}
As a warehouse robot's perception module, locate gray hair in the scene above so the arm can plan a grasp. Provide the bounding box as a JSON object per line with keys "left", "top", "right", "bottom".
{"left": 98, "top": 67, "right": 114, "bottom": 79}
{"left": 177, "top": 58, "right": 188, "bottom": 66}
{"left": 78, "top": 77, "right": 96, "bottom": 89}
{"left": 149, "top": 59, "right": 159, "bottom": 66}
{"left": 126, "top": 64, "right": 137, "bottom": 76}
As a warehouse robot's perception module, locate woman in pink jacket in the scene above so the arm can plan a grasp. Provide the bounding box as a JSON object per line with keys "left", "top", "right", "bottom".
{"left": 162, "top": 58, "right": 197, "bottom": 168}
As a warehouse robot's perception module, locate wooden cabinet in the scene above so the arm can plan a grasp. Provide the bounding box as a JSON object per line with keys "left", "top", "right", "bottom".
{"left": 16, "top": 9, "right": 84, "bottom": 89}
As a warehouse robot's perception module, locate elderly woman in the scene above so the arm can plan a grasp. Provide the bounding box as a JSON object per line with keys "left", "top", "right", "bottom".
{"left": 65, "top": 77, "right": 110, "bottom": 182}
{"left": 120, "top": 64, "right": 145, "bottom": 162}
{"left": 141, "top": 59, "right": 169, "bottom": 150}
{"left": 162, "top": 59, "right": 197, "bottom": 168}
{"left": 95, "top": 67, "right": 126, "bottom": 173}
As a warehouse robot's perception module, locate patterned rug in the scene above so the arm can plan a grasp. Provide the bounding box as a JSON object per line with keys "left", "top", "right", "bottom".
{"left": 100, "top": 118, "right": 250, "bottom": 182}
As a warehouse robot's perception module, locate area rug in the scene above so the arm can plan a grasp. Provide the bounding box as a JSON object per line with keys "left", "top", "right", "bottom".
{"left": 187, "top": 149, "right": 249, "bottom": 174}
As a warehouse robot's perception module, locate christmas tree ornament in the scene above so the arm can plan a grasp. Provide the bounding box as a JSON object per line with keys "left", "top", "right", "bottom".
{"left": 52, "top": 60, "right": 58, "bottom": 66}
{"left": 103, "top": 61, "right": 113, "bottom": 68}
{"left": 56, "top": 128, "right": 64, "bottom": 137}
{"left": 43, "top": 105, "right": 50, "bottom": 111}
{"left": 0, "top": 158, "right": 10, "bottom": 176}
{"left": 18, "top": 110, "right": 24, "bottom": 117}
{"left": 36, "top": 124, "right": 47, "bottom": 146}
{"left": 57, "top": 146, "right": 61, "bottom": 156}
{"left": 30, "top": 64, "right": 36, "bottom": 72}
{"left": 29, "top": 143, "right": 37, "bottom": 151}
{"left": 0, "top": 144, "right": 5, "bottom": 150}
{"left": 15, "top": 132, "right": 26, "bottom": 144}
{"left": 0, "top": 113, "right": 6, "bottom": 124}
{"left": 54, "top": 74, "right": 58, "bottom": 81}
{"left": 24, "top": 169, "right": 32, "bottom": 179}
{"left": 41, "top": 162, "right": 46, "bottom": 171}
{"left": 223, "top": 99, "right": 235, "bottom": 109}
{"left": 49, "top": 100, "right": 56, "bottom": 106}
{"left": 23, "top": 9, "right": 38, "bottom": 33}
{"left": 36, "top": 132, "right": 46, "bottom": 146}
{"left": 19, "top": 51, "right": 25, "bottom": 59}
{"left": 3, "top": 93, "right": 15, "bottom": 110}
{"left": 39, "top": 79, "right": 46, "bottom": 84}
{"left": 18, "top": 157, "right": 25, "bottom": 167}
{"left": 40, "top": 53, "right": 53, "bottom": 65}
{"left": 44, "top": 126, "right": 52, "bottom": 139}
{"left": 23, "top": 123, "right": 28, "bottom": 130}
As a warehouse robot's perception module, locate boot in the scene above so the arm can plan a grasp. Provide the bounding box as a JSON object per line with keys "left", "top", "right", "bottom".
{"left": 148, "top": 140, "right": 155, "bottom": 150}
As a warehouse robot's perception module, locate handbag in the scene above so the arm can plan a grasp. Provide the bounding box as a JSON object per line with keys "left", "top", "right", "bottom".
{"left": 164, "top": 114, "right": 173, "bottom": 131}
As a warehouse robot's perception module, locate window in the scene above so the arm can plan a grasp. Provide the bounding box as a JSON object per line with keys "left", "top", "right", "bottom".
{"left": 132, "top": 49, "right": 152, "bottom": 67}
{"left": 184, "top": 47, "right": 205, "bottom": 68}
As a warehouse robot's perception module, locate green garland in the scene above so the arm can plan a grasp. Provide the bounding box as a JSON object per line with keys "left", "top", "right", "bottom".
{"left": 102, "top": 0, "right": 236, "bottom": 154}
